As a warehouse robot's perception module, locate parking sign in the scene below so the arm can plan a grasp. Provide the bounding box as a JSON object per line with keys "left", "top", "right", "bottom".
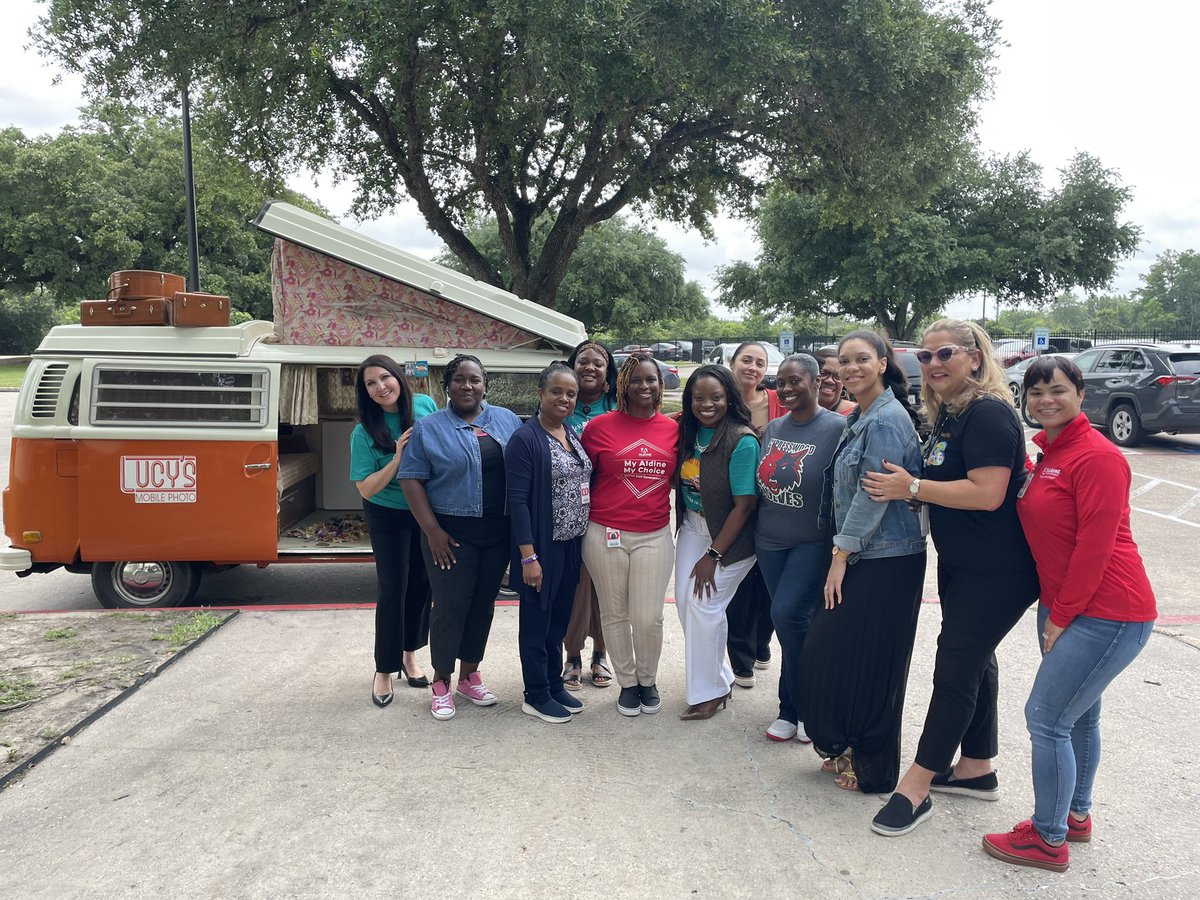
{"left": 779, "top": 331, "right": 794, "bottom": 354}
{"left": 1033, "top": 328, "right": 1050, "bottom": 352}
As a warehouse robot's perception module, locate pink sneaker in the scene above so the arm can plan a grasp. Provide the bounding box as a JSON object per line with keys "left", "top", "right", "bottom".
{"left": 430, "top": 679, "right": 456, "bottom": 720}
{"left": 455, "top": 672, "right": 498, "bottom": 707}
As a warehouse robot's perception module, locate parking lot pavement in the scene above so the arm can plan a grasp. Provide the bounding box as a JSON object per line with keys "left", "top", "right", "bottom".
{"left": 1, "top": 605, "right": 1198, "bottom": 898}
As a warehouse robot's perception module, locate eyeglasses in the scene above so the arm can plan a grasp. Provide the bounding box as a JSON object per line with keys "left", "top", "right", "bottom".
{"left": 818, "top": 371, "right": 841, "bottom": 383}
{"left": 915, "top": 346, "right": 969, "bottom": 365}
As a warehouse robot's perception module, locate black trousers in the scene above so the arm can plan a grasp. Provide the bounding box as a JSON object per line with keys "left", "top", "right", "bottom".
{"left": 913, "top": 563, "right": 1038, "bottom": 773}
{"left": 725, "top": 563, "right": 774, "bottom": 674}
{"left": 518, "top": 538, "right": 582, "bottom": 704}
{"left": 421, "top": 521, "right": 510, "bottom": 676}
{"left": 363, "top": 500, "right": 431, "bottom": 674}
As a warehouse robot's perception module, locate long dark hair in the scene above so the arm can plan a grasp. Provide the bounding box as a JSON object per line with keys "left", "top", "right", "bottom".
{"left": 565, "top": 339, "right": 617, "bottom": 404}
{"left": 838, "top": 330, "right": 920, "bottom": 430}
{"left": 355, "top": 354, "right": 415, "bottom": 453}
{"left": 678, "top": 364, "right": 752, "bottom": 463}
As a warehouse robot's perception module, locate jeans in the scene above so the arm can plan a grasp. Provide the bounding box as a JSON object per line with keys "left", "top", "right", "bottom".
{"left": 756, "top": 542, "right": 827, "bottom": 724}
{"left": 1027, "top": 605, "right": 1153, "bottom": 843}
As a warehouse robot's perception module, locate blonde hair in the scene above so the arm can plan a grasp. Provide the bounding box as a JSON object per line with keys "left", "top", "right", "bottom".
{"left": 920, "top": 318, "right": 1013, "bottom": 419}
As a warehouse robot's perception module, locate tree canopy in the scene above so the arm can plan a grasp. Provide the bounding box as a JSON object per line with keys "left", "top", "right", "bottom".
{"left": 35, "top": 0, "right": 997, "bottom": 308}
{"left": 435, "top": 215, "right": 707, "bottom": 335}
{"left": 0, "top": 104, "right": 322, "bottom": 317}
{"left": 716, "top": 152, "right": 1141, "bottom": 339}
{"left": 1136, "top": 249, "right": 1200, "bottom": 333}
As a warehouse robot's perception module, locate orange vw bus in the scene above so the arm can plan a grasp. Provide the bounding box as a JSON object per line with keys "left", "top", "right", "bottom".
{"left": 1, "top": 202, "right": 586, "bottom": 607}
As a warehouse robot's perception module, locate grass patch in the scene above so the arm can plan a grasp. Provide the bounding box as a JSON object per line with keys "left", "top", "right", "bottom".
{"left": 37, "top": 727, "right": 59, "bottom": 741}
{"left": 152, "top": 610, "right": 223, "bottom": 645}
{"left": 44, "top": 627, "right": 76, "bottom": 641}
{"left": 106, "top": 612, "right": 151, "bottom": 622}
{"left": 0, "top": 363, "right": 29, "bottom": 389}
{"left": 57, "top": 661, "right": 96, "bottom": 681}
{"left": 660, "top": 397, "right": 682, "bottom": 415}
{"left": 0, "top": 676, "right": 37, "bottom": 707}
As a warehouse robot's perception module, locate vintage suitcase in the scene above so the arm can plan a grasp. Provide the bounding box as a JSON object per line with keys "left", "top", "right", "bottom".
{"left": 80, "top": 298, "right": 171, "bottom": 326}
{"left": 108, "top": 270, "right": 185, "bottom": 300}
{"left": 169, "top": 292, "right": 232, "bottom": 327}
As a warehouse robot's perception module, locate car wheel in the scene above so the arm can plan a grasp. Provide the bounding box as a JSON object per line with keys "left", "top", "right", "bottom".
{"left": 91, "top": 561, "right": 202, "bottom": 608}
{"left": 1107, "top": 403, "right": 1145, "bottom": 447}
{"left": 1020, "top": 390, "right": 1042, "bottom": 429}
{"left": 1008, "top": 382, "right": 1021, "bottom": 404}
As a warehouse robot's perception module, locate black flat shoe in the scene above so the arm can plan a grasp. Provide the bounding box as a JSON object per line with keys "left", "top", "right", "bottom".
{"left": 401, "top": 665, "right": 431, "bottom": 688}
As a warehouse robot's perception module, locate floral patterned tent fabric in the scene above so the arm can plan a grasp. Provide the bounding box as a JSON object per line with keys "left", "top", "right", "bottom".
{"left": 269, "top": 239, "right": 541, "bottom": 348}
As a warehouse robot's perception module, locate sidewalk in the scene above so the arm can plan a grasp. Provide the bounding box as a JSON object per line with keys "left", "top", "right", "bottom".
{"left": 1, "top": 604, "right": 1197, "bottom": 898}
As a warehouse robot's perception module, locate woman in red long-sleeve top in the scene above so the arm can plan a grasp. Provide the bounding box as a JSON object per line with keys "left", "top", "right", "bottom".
{"left": 982, "top": 355, "right": 1156, "bottom": 873}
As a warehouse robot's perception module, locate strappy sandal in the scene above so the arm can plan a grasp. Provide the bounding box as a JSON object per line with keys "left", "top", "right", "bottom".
{"left": 590, "top": 651, "right": 613, "bottom": 688}
{"left": 833, "top": 755, "right": 858, "bottom": 791}
{"left": 562, "top": 656, "right": 583, "bottom": 692}
{"left": 822, "top": 750, "right": 853, "bottom": 775}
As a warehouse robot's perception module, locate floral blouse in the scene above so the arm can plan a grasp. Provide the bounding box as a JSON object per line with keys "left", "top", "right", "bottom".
{"left": 547, "top": 431, "right": 592, "bottom": 541}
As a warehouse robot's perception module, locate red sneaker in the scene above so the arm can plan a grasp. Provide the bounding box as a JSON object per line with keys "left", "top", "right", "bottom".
{"left": 1015, "top": 814, "right": 1092, "bottom": 844}
{"left": 982, "top": 821, "right": 1069, "bottom": 872}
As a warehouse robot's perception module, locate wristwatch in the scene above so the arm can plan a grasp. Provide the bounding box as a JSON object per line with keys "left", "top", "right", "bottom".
{"left": 705, "top": 546, "right": 723, "bottom": 562}
{"left": 908, "top": 478, "right": 922, "bottom": 498}
{"left": 831, "top": 546, "right": 851, "bottom": 562}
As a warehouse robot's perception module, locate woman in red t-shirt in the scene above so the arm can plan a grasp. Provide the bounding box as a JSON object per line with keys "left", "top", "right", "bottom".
{"left": 981, "top": 355, "right": 1156, "bottom": 873}
{"left": 581, "top": 354, "right": 680, "bottom": 719}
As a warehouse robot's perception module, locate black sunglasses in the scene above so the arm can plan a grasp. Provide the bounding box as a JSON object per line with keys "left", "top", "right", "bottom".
{"left": 915, "top": 346, "right": 967, "bottom": 365}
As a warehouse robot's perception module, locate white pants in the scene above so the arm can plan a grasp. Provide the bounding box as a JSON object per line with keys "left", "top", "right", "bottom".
{"left": 675, "top": 510, "right": 757, "bottom": 705}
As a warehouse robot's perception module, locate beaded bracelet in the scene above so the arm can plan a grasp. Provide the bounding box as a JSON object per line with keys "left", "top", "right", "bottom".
{"left": 521, "top": 554, "right": 539, "bottom": 565}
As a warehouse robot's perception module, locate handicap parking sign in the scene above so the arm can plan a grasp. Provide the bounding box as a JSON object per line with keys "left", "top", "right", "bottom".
{"left": 1033, "top": 328, "right": 1050, "bottom": 351}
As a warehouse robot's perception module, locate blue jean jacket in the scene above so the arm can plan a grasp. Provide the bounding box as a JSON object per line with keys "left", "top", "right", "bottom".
{"left": 398, "top": 402, "right": 523, "bottom": 517}
{"left": 819, "top": 391, "right": 926, "bottom": 560}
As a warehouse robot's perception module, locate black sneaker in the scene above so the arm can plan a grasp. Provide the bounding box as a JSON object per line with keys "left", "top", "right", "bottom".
{"left": 551, "top": 689, "right": 584, "bottom": 714}
{"left": 617, "top": 686, "right": 641, "bottom": 717}
{"left": 871, "top": 794, "right": 934, "bottom": 837}
{"left": 639, "top": 683, "right": 661, "bottom": 715}
{"left": 929, "top": 768, "right": 1000, "bottom": 800}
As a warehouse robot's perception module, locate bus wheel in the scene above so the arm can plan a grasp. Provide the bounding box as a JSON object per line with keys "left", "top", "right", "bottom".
{"left": 92, "top": 561, "right": 202, "bottom": 609}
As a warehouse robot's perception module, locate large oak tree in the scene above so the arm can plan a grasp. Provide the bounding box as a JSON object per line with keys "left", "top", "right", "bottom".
{"left": 34, "top": 0, "right": 997, "bottom": 308}
{"left": 716, "top": 152, "right": 1141, "bottom": 339}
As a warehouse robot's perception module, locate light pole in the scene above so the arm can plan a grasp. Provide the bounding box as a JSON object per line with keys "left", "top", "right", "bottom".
{"left": 181, "top": 76, "right": 200, "bottom": 293}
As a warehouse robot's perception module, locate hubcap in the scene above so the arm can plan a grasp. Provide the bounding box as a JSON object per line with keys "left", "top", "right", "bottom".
{"left": 1113, "top": 411, "right": 1132, "bottom": 441}
{"left": 114, "top": 562, "right": 171, "bottom": 605}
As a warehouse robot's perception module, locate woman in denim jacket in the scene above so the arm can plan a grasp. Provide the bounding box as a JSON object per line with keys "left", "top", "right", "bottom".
{"left": 400, "top": 355, "right": 521, "bottom": 721}
{"left": 797, "top": 330, "right": 926, "bottom": 795}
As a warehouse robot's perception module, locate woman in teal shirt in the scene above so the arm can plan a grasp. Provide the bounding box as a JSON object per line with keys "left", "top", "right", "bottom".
{"left": 351, "top": 354, "right": 438, "bottom": 707}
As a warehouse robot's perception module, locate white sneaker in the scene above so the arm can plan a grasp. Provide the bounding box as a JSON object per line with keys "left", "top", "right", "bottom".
{"left": 431, "top": 680, "right": 456, "bottom": 720}
{"left": 733, "top": 672, "right": 756, "bottom": 688}
{"left": 766, "top": 718, "right": 798, "bottom": 742}
{"left": 796, "top": 723, "right": 813, "bottom": 744}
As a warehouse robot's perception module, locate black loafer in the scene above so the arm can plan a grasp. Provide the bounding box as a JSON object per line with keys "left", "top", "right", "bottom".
{"left": 929, "top": 769, "right": 1000, "bottom": 801}
{"left": 871, "top": 794, "right": 933, "bottom": 837}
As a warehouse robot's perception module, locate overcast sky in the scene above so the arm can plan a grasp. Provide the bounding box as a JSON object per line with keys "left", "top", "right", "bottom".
{"left": 2, "top": 0, "right": 1196, "bottom": 323}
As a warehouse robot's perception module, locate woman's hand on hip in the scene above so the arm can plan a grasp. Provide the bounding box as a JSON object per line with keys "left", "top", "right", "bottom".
{"left": 427, "top": 528, "right": 459, "bottom": 570}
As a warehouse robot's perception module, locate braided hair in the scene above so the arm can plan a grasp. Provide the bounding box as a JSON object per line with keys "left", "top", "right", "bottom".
{"left": 615, "top": 353, "right": 662, "bottom": 414}
{"left": 565, "top": 339, "right": 618, "bottom": 404}
{"left": 441, "top": 354, "right": 488, "bottom": 394}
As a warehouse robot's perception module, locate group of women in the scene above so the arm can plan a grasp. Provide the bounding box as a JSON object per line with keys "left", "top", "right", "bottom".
{"left": 351, "top": 324, "right": 1156, "bottom": 873}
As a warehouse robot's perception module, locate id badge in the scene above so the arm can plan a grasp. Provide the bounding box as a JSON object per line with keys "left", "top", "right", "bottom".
{"left": 919, "top": 503, "right": 930, "bottom": 537}
{"left": 1017, "top": 469, "right": 1035, "bottom": 499}
{"left": 580, "top": 484, "right": 591, "bottom": 504}
{"left": 605, "top": 527, "right": 621, "bottom": 548}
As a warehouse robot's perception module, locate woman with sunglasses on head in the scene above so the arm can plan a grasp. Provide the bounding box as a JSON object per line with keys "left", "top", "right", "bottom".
{"left": 559, "top": 339, "right": 618, "bottom": 692}
{"left": 352, "top": 355, "right": 439, "bottom": 707}
{"left": 505, "top": 362, "right": 593, "bottom": 724}
{"left": 798, "top": 330, "right": 926, "bottom": 795}
{"left": 399, "top": 354, "right": 522, "bottom": 721}
{"left": 754, "top": 354, "right": 847, "bottom": 742}
{"left": 980, "top": 356, "right": 1155, "bottom": 872}
{"left": 813, "top": 348, "right": 857, "bottom": 416}
{"left": 861, "top": 318, "right": 1039, "bottom": 837}
{"left": 724, "top": 341, "right": 784, "bottom": 688}
{"left": 581, "top": 353, "right": 679, "bottom": 718}
{"left": 673, "top": 365, "right": 760, "bottom": 720}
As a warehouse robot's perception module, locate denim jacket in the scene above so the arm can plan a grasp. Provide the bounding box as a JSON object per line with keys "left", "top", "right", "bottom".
{"left": 398, "top": 402, "right": 523, "bottom": 517}
{"left": 819, "top": 391, "right": 925, "bottom": 560}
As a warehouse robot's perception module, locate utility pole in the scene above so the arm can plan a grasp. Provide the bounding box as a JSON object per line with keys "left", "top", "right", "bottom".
{"left": 181, "top": 76, "right": 200, "bottom": 292}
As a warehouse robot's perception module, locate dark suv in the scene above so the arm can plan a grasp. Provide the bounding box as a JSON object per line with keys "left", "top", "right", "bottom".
{"left": 1066, "top": 343, "right": 1200, "bottom": 446}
